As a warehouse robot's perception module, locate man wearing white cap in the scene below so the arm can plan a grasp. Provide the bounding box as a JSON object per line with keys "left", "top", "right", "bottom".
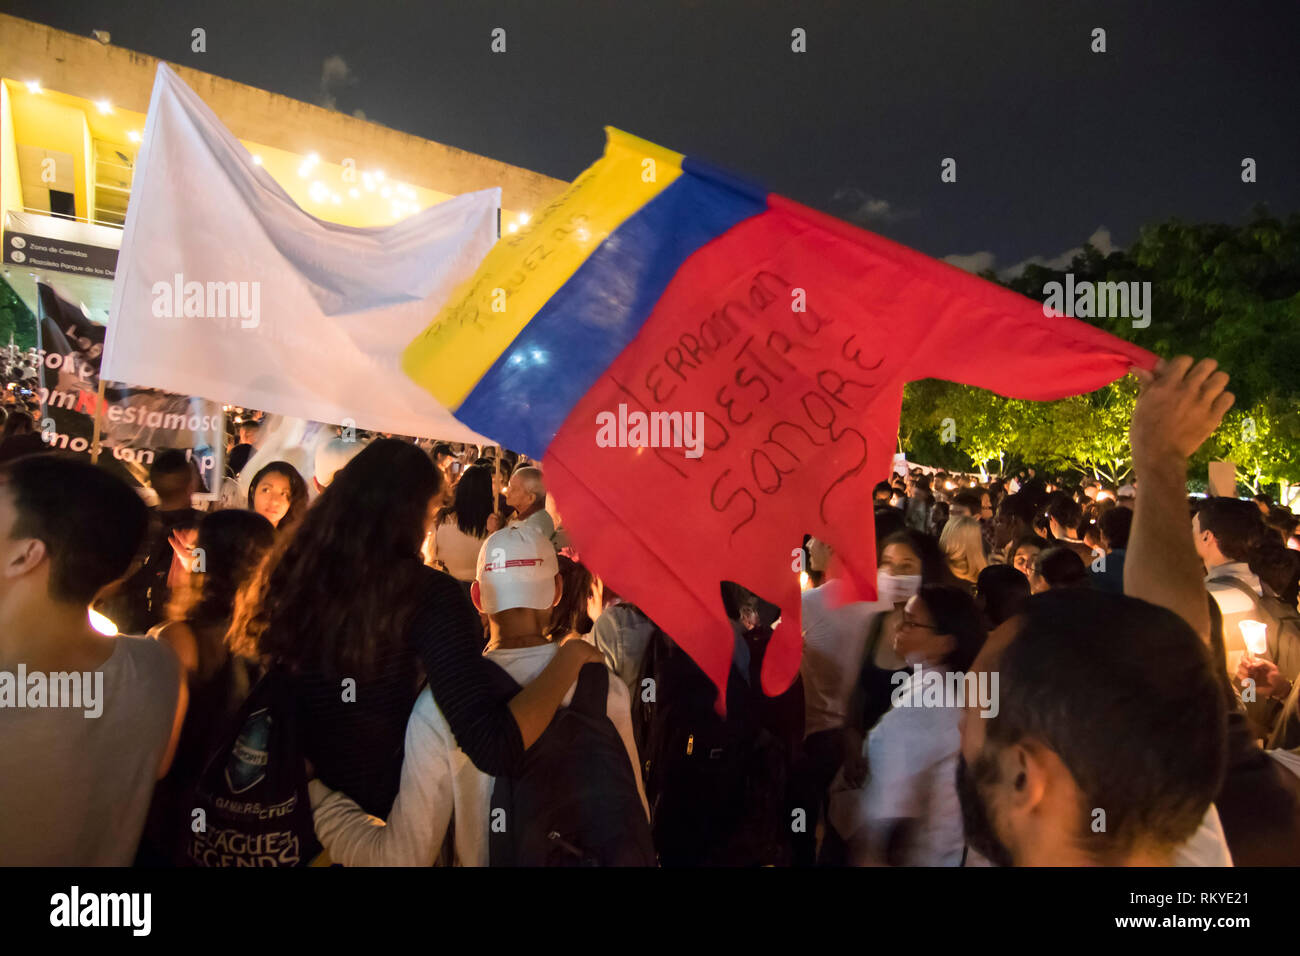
{"left": 313, "top": 435, "right": 367, "bottom": 494}
{"left": 310, "top": 524, "right": 647, "bottom": 865}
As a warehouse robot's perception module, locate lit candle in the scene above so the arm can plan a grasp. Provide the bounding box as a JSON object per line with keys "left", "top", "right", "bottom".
{"left": 1239, "top": 619, "right": 1268, "bottom": 658}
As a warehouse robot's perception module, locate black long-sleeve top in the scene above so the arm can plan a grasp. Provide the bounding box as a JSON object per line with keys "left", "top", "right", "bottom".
{"left": 295, "top": 566, "right": 526, "bottom": 818}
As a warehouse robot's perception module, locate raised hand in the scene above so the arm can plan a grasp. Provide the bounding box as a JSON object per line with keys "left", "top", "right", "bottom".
{"left": 1130, "top": 356, "right": 1235, "bottom": 465}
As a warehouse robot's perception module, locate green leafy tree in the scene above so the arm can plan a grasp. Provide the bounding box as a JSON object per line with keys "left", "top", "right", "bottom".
{"left": 0, "top": 278, "right": 37, "bottom": 349}
{"left": 900, "top": 209, "right": 1300, "bottom": 493}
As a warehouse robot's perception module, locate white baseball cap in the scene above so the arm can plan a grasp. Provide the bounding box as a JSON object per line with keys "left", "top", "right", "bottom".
{"left": 474, "top": 525, "right": 559, "bottom": 613}
{"left": 314, "top": 436, "right": 366, "bottom": 490}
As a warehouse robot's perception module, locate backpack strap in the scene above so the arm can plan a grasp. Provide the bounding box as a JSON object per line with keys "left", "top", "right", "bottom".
{"left": 1208, "top": 576, "right": 1269, "bottom": 620}
{"left": 1209, "top": 575, "right": 1282, "bottom": 656}
{"left": 570, "top": 661, "right": 609, "bottom": 718}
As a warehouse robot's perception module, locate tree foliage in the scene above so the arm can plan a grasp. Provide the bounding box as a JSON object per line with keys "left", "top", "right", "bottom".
{"left": 0, "top": 278, "right": 37, "bottom": 350}
{"left": 900, "top": 208, "right": 1300, "bottom": 494}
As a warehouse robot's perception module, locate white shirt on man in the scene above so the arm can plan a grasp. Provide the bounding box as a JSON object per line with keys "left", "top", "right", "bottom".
{"left": 511, "top": 508, "right": 557, "bottom": 548}
{"left": 309, "top": 644, "right": 648, "bottom": 866}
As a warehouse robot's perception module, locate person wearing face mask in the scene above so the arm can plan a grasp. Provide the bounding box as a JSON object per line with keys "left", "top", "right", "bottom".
{"left": 819, "top": 530, "right": 962, "bottom": 866}
{"left": 849, "top": 530, "right": 960, "bottom": 742}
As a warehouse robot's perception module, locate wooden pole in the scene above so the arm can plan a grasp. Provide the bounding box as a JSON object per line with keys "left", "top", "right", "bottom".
{"left": 89, "top": 376, "right": 108, "bottom": 464}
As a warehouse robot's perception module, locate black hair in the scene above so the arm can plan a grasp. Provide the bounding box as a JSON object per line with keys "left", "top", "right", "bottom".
{"left": 432, "top": 442, "right": 455, "bottom": 462}
{"left": 1032, "top": 546, "right": 1091, "bottom": 589}
{"left": 149, "top": 448, "right": 192, "bottom": 482}
{"left": 246, "top": 460, "right": 310, "bottom": 531}
{"left": 1, "top": 412, "right": 34, "bottom": 441}
{"left": 872, "top": 481, "right": 894, "bottom": 501}
{"left": 1196, "top": 497, "right": 1266, "bottom": 562}
{"left": 1013, "top": 533, "right": 1048, "bottom": 556}
{"left": 986, "top": 590, "right": 1227, "bottom": 861}
{"left": 1251, "top": 541, "right": 1300, "bottom": 607}
{"left": 874, "top": 507, "right": 906, "bottom": 557}
{"left": 880, "top": 529, "right": 961, "bottom": 588}
{"left": 976, "top": 564, "right": 1030, "bottom": 627}
{"left": 915, "top": 584, "right": 987, "bottom": 672}
{"left": 1045, "top": 493, "right": 1083, "bottom": 536}
{"left": 953, "top": 489, "right": 984, "bottom": 514}
{"left": 1, "top": 454, "right": 148, "bottom": 605}
{"left": 1265, "top": 507, "right": 1298, "bottom": 541}
{"left": 998, "top": 492, "right": 1038, "bottom": 527}
{"left": 1099, "top": 507, "right": 1133, "bottom": 550}
{"left": 442, "top": 462, "right": 495, "bottom": 537}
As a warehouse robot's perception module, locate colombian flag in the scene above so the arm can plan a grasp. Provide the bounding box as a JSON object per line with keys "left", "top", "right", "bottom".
{"left": 403, "top": 128, "right": 1153, "bottom": 708}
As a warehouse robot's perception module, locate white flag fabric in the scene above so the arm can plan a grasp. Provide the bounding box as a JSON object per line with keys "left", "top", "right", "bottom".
{"left": 103, "top": 64, "right": 499, "bottom": 443}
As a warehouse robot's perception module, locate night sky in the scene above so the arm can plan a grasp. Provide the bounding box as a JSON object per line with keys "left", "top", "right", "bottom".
{"left": 7, "top": 0, "right": 1299, "bottom": 273}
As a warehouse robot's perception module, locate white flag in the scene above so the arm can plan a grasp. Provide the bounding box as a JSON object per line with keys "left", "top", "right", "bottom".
{"left": 103, "top": 64, "right": 499, "bottom": 443}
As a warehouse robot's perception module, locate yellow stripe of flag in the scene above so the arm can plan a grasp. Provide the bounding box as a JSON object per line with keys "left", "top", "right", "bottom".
{"left": 402, "top": 128, "right": 684, "bottom": 409}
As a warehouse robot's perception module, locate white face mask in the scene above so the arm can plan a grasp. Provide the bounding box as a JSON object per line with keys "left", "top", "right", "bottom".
{"left": 877, "top": 570, "right": 922, "bottom": 606}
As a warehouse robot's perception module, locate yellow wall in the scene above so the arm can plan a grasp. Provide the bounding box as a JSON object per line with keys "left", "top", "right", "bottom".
{"left": 9, "top": 92, "right": 90, "bottom": 217}
{"left": 0, "top": 12, "right": 566, "bottom": 217}
{"left": 0, "top": 81, "right": 22, "bottom": 221}
{"left": 3, "top": 79, "right": 533, "bottom": 232}
{"left": 81, "top": 108, "right": 94, "bottom": 221}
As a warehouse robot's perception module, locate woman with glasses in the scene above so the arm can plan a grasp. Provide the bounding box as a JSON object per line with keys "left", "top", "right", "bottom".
{"left": 841, "top": 584, "right": 987, "bottom": 866}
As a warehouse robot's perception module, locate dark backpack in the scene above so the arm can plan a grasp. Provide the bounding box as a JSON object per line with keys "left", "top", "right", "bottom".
{"left": 489, "top": 662, "right": 655, "bottom": 866}
{"left": 184, "top": 668, "right": 320, "bottom": 867}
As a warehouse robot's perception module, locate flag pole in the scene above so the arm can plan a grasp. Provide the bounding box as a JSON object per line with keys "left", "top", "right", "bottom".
{"left": 89, "top": 377, "right": 108, "bottom": 464}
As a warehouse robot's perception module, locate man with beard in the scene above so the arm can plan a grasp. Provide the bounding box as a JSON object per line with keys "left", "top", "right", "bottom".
{"left": 957, "top": 356, "right": 1234, "bottom": 866}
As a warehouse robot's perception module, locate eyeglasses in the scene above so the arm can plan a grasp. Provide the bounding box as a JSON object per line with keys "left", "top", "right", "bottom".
{"left": 900, "top": 614, "right": 937, "bottom": 631}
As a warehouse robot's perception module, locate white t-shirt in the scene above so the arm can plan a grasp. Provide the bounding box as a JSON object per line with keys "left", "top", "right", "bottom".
{"left": 310, "top": 643, "right": 648, "bottom": 866}
{"left": 799, "top": 579, "right": 885, "bottom": 736}
{"left": 0, "top": 636, "right": 181, "bottom": 865}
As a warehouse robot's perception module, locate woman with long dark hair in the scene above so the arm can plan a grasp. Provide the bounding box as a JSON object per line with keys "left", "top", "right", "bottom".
{"left": 246, "top": 460, "right": 309, "bottom": 531}
{"left": 230, "top": 438, "right": 601, "bottom": 817}
{"left": 430, "top": 462, "right": 500, "bottom": 587}
{"left": 139, "top": 508, "right": 277, "bottom": 864}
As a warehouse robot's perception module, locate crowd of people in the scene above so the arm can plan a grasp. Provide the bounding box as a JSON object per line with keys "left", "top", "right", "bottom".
{"left": 3, "top": 356, "right": 1300, "bottom": 867}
